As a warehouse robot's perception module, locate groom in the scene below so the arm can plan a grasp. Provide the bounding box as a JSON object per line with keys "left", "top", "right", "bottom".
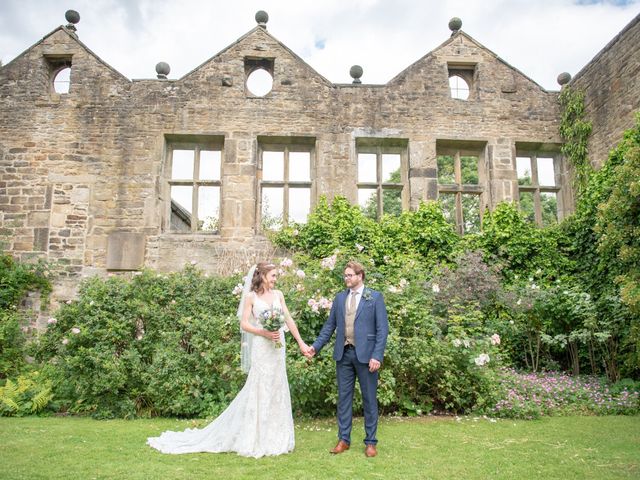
{"left": 307, "top": 260, "right": 389, "bottom": 457}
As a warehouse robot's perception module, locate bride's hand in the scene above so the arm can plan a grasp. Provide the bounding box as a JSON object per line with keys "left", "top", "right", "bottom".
{"left": 298, "top": 342, "right": 309, "bottom": 355}
{"left": 264, "top": 330, "right": 280, "bottom": 342}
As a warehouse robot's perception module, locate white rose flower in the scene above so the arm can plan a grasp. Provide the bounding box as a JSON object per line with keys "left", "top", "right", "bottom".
{"left": 474, "top": 353, "right": 490, "bottom": 366}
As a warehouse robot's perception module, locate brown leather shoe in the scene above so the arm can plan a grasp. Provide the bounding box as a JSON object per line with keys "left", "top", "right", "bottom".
{"left": 330, "top": 440, "right": 350, "bottom": 454}
{"left": 365, "top": 444, "right": 377, "bottom": 457}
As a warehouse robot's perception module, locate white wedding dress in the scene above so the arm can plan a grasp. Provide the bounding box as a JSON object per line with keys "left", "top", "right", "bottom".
{"left": 147, "top": 294, "right": 295, "bottom": 458}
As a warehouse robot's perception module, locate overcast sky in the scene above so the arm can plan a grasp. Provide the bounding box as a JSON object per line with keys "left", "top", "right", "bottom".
{"left": 0, "top": 0, "right": 638, "bottom": 90}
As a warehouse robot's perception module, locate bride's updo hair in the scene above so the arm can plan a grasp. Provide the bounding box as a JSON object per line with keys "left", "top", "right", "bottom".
{"left": 251, "top": 262, "right": 277, "bottom": 294}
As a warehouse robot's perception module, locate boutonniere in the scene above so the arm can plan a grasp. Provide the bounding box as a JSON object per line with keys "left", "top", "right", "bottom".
{"left": 362, "top": 288, "right": 373, "bottom": 301}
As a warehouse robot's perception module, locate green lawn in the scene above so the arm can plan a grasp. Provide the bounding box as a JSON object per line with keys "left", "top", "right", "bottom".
{"left": 1, "top": 415, "right": 638, "bottom": 479}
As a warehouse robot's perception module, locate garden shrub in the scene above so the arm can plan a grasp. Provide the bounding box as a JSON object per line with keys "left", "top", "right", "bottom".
{"left": 0, "top": 253, "right": 51, "bottom": 378}
{"left": 0, "top": 311, "right": 25, "bottom": 379}
{"left": 594, "top": 115, "right": 640, "bottom": 314}
{"left": 467, "top": 202, "right": 571, "bottom": 282}
{"left": 32, "top": 252, "right": 508, "bottom": 418}
{"left": 559, "top": 114, "right": 640, "bottom": 380}
{"left": 35, "top": 267, "right": 242, "bottom": 418}
{"left": 272, "top": 196, "right": 460, "bottom": 268}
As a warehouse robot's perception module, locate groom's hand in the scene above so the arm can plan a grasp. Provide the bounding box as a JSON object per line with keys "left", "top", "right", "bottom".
{"left": 368, "top": 358, "right": 381, "bottom": 372}
{"left": 304, "top": 346, "right": 316, "bottom": 359}
{"left": 300, "top": 344, "right": 312, "bottom": 357}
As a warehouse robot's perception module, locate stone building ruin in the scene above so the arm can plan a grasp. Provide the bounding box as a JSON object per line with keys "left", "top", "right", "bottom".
{"left": 1, "top": 10, "right": 639, "bottom": 315}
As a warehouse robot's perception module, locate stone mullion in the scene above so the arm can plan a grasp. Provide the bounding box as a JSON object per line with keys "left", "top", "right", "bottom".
{"left": 376, "top": 148, "right": 383, "bottom": 220}
{"left": 283, "top": 148, "right": 290, "bottom": 227}
{"left": 530, "top": 154, "right": 542, "bottom": 226}
{"left": 552, "top": 154, "right": 566, "bottom": 222}
{"left": 455, "top": 192, "right": 464, "bottom": 235}
{"left": 400, "top": 147, "right": 409, "bottom": 211}
{"left": 191, "top": 148, "right": 201, "bottom": 233}
{"left": 453, "top": 151, "right": 462, "bottom": 185}
{"left": 454, "top": 151, "right": 463, "bottom": 233}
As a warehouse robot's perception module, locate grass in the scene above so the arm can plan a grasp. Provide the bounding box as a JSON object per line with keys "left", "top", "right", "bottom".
{"left": 1, "top": 415, "right": 639, "bottom": 479}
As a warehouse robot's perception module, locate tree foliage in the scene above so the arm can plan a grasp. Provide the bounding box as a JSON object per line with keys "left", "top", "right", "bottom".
{"left": 594, "top": 115, "right": 640, "bottom": 314}
{"left": 560, "top": 113, "right": 640, "bottom": 379}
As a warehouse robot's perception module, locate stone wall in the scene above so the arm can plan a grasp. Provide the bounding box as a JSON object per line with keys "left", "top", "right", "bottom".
{"left": 0, "top": 19, "right": 572, "bottom": 308}
{"left": 571, "top": 13, "right": 640, "bottom": 166}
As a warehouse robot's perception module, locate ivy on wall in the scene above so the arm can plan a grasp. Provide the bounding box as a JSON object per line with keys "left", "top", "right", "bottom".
{"left": 559, "top": 86, "right": 593, "bottom": 196}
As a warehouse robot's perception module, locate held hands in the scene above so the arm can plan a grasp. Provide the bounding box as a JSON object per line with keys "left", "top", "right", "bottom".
{"left": 298, "top": 343, "right": 378, "bottom": 370}
{"left": 295, "top": 341, "right": 313, "bottom": 358}
{"left": 301, "top": 344, "right": 315, "bottom": 359}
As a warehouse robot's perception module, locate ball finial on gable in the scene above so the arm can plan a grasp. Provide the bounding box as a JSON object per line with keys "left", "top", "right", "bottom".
{"left": 255, "top": 10, "right": 269, "bottom": 28}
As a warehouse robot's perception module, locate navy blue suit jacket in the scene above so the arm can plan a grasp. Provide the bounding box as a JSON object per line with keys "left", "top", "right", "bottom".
{"left": 312, "top": 287, "right": 389, "bottom": 364}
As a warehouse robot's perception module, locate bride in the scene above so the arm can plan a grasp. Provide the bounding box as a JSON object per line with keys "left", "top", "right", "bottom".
{"left": 147, "top": 262, "right": 310, "bottom": 458}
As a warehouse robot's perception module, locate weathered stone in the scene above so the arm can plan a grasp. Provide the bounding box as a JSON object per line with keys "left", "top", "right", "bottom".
{"left": 27, "top": 211, "right": 50, "bottom": 226}
{"left": 34, "top": 228, "right": 49, "bottom": 251}
{"left": 106, "top": 231, "right": 146, "bottom": 270}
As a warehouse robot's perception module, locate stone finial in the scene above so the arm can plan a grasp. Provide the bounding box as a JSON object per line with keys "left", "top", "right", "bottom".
{"left": 156, "top": 62, "right": 170, "bottom": 80}
{"left": 65, "top": 10, "right": 80, "bottom": 32}
{"left": 350, "top": 65, "right": 363, "bottom": 84}
{"left": 255, "top": 10, "right": 269, "bottom": 28}
{"left": 448, "top": 17, "right": 462, "bottom": 35}
{"left": 557, "top": 72, "right": 572, "bottom": 86}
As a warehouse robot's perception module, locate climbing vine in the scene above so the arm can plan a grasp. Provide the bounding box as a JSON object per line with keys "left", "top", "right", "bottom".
{"left": 559, "top": 86, "right": 593, "bottom": 196}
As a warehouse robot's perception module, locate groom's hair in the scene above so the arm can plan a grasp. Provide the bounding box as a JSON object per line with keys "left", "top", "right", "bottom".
{"left": 345, "top": 260, "right": 365, "bottom": 281}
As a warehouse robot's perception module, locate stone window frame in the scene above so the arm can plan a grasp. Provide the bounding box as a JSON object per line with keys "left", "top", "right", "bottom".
{"left": 257, "top": 136, "right": 316, "bottom": 230}
{"left": 245, "top": 57, "right": 275, "bottom": 98}
{"left": 515, "top": 148, "right": 564, "bottom": 227}
{"left": 355, "top": 138, "right": 409, "bottom": 221}
{"left": 44, "top": 54, "right": 73, "bottom": 96}
{"left": 436, "top": 140, "right": 487, "bottom": 234}
{"left": 447, "top": 63, "right": 476, "bottom": 101}
{"left": 164, "top": 135, "right": 225, "bottom": 234}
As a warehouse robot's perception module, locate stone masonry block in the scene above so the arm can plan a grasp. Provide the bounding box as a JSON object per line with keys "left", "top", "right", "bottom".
{"left": 107, "top": 231, "right": 146, "bottom": 271}
{"left": 27, "top": 211, "right": 50, "bottom": 226}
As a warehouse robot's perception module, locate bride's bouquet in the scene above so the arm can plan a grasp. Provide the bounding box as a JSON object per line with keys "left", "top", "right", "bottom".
{"left": 260, "top": 307, "right": 285, "bottom": 348}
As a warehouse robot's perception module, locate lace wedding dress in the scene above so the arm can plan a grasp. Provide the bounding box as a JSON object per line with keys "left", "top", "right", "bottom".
{"left": 147, "top": 293, "right": 295, "bottom": 458}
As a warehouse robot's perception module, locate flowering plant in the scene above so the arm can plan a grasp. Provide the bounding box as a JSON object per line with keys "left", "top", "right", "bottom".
{"left": 307, "top": 296, "right": 332, "bottom": 313}
{"left": 260, "top": 306, "right": 285, "bottom": 348}
{"left": 362, "top": 288, "right": 373, "bottom": 301}
{"left": 320, "top": 254, "right": 337, "bottom": 270}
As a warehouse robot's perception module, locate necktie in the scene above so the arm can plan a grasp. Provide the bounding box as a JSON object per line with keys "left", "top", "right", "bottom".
{"left": 345, "top": 291, "right": 358, "bottom": 347}
{"left": 348, "top": 290, "right": 357, "bottom": 313}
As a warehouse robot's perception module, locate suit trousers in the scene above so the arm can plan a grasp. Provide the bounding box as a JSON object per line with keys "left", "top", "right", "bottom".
{"left": 336, "top": 345, "right": 379, "bottom": 445}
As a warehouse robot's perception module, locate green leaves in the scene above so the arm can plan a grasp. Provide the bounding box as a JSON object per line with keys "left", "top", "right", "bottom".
{"left": 272, "top": 196, "right": 459, "bottom": 272}
{"left": 560, "top": 114, "right": 640, "bottom": 379}
{"left": 0, "top": 371, "right": 53, "bottom": 416}
{"left": 594, "top": 118, "right": 640, "bottom": 314}
{"left": 33, "top": 267, "right": 242, "bottom": 418}
{"left": 0, "top": 254, "right": 51, "bottom": 311}
{"left": 559, "top": 86, "right": 593, "bottom": 196}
